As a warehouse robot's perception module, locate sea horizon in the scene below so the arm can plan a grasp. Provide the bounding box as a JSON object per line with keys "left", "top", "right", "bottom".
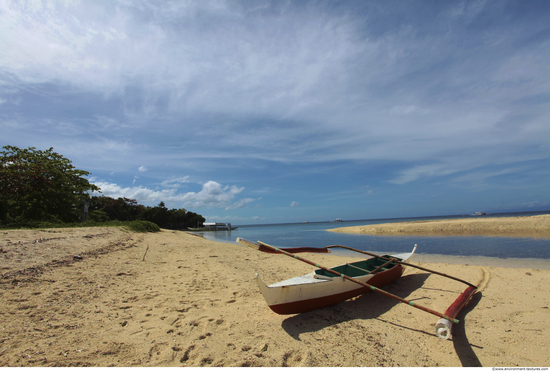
{"left": 233, "top": 209, "right": 550, "bottom": 228}
{"left": 192, "top": 210, "right": 550, "bottom": 264}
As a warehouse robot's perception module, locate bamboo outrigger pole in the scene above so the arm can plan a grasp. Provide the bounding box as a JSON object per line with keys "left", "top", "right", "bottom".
{"left": 324, "top": 244, "right": 477, "bottom": 289}
{"left": 324, "top": 244, "right": 479, "bottom": 339}
{"left": 238, "top": 238, "right": 459, "bottom": 325}
{"left": 257, "top": 242, "right": 477, "bottom": 288}
{"left": 256, "top": 240, "right": 478, "bottom": 339}
{"left": 435, "top": 285, "right": 477, "bottom": 339}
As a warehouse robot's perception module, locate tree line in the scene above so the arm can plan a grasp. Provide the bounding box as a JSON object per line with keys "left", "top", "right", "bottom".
{"left": 88, "top": 197, "right": 204, "bottom": 230}
{"left": 0, "top": 145, "right": 205, "bottom": 229}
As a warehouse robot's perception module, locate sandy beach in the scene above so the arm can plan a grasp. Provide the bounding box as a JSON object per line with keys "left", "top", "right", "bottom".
{"left": 329, "top": 214, "right": 550, "bottom": 239}
{"left": 1, "top": 227, "right": 549, "bottom": 367}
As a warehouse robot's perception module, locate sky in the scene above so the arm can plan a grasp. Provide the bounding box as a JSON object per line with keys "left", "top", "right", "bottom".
{"left": 1, "top": 0, "right": 550, "bottom": 224}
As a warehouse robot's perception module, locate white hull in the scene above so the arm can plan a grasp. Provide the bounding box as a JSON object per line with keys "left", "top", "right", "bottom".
{"left": 255, "top": 247, "right": 416, "bottom": 314}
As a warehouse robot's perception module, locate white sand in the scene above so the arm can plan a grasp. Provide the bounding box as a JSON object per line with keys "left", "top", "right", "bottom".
{"left": 1, "top": 227, "right": 549, "bottom": 366}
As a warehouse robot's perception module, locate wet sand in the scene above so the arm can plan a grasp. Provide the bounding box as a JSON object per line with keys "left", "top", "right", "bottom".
{"left": 328, "top": 214, "right": 550, "bottom": 239}
{"left": 1, "top": 227, "right": 549, "bottom": 366}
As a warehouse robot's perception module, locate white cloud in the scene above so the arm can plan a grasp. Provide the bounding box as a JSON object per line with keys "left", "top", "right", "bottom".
{"left": 180, "top": 181, "right": 245, "bottom": 209}
{"left": 160, "top": 176, "right": 190, "bottom": 188}
{"left": 390, "top": 164, "right": 460, "bottom": 185}
{"left": 2, "top": 0, "right": 550, "bottom": 204}
{"left": 93, "top": 179, "right": 255, "bottom": 210}
{"left": 93, "top": 181, "right": 180, "bottom": 203}
{"left": 226, "top": 198, "right": 256, "bottom": 210}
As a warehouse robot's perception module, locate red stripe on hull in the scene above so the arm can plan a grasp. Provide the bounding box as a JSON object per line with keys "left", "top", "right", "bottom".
{"left": 268, "top": 264, "right": 405, "bottom": 315}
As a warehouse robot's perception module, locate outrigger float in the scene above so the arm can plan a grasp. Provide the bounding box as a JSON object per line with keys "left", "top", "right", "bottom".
{"left": 236, "top": 238, "right": 477, "bottom": 339}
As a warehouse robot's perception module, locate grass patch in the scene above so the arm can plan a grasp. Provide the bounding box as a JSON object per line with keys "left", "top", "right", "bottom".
{"left": 127, "top": 220, "right": 160, "bottom": 233}
{"left": 0, "top": 219, "right": 160, "bottom": 232}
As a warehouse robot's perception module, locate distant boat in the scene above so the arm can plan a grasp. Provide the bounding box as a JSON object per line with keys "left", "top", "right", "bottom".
{"left": 189, "top": 222, "right": 238, "bottom": 231}
{"left": 331, "top": 218, "right": 343, "bottom": 222}
{"left": 474, "top": 212, "right": 487, "bottom": 216}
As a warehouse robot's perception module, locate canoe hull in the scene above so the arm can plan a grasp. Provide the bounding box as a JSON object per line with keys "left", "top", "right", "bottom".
{"left": 257, "top": 264, "right": 404, "bottom": 314}
{"left": 255, "top": 248, "right": 415, "bottom": 315}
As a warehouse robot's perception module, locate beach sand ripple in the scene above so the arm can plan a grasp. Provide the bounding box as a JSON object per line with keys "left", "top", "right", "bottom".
{"left": 1, "top": 227, "right": 549, "bottom": 366}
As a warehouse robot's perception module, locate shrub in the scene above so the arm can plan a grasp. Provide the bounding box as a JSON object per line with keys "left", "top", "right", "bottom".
{"left": 127, "top": 220, "right": 160, "bottom": 233}
{"left": 89, "top": 209, "right": 110, "bottom": 222}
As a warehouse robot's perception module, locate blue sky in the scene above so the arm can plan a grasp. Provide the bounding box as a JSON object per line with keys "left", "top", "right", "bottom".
{"left": 1, "top": 0, "right": 550, "bottom": 224}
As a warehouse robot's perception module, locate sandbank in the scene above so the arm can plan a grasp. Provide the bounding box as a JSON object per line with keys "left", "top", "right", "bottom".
{"left": 329, "top": 214, "right": 550, "bottom": 239}
{"left": 1, "top": 227, "right": 549, "bottom": 367}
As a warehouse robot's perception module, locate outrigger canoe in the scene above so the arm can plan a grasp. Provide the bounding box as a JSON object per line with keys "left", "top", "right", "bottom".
{"left": 254, "top": 245, "right": 416, "bottom": 315}
{"left": 237, "top": 238, "right": 478, "bottom": 339}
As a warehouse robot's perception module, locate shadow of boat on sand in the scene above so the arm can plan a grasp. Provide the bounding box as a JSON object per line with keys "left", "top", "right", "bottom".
{"left": 452, "top": 291, "right": 483, "bottom": 367}
{"left": 281, "top": 272, "right": 430, "bottom": 340}
{"left": 281, "top": 272, "right": 484, "bottom": 366}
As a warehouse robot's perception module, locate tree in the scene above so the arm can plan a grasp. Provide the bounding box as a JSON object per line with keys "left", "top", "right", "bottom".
{"left": 0, "top": 145, "right": 100, "bottom": 223}
{"left": 87, "top": 195, "right": 205, "bottom": 229}
{"left": 140, "top": 202, "right": 204, "bottom": 229}
{"left": 89, "top": 196, "right": 144, "bottom": 221}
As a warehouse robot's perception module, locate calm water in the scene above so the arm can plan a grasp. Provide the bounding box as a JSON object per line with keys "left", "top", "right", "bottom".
{"left": 193, "top": 212, "right": 550, "bottom": 260}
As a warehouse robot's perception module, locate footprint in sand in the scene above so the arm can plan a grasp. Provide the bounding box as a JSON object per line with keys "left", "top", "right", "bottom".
{"left": 180, "top": 345, "right": 195, "bottom": 363}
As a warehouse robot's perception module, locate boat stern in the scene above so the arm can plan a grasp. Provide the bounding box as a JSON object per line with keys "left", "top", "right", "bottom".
{"left": 255, "top": 273, "right": 272, "bottom": 302}
{"left": 391, "top": 244, "right": 417, "bottom": 262}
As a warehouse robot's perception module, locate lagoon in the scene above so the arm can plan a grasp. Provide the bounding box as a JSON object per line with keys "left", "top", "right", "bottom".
{"left": 192, "top": 211, "right": 550, "bottom": 263}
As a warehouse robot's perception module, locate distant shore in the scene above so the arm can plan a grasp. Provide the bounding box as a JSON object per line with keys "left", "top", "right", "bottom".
{"left": 328, "top": 214, "right": 550, "bottom": 239}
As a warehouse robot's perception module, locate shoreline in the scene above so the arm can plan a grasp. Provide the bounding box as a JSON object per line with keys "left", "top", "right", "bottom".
{"left": 1, "top": 227, "right": 549, "bottom": 366}
{"left": 329, "top": 214, "right": 550, "bottom": 239}
{"left": 412, "top": 253, "right": 550, "bottom": 270}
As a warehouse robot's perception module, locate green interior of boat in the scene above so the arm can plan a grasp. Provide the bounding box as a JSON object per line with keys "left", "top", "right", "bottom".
{"left": 314, "top": 256, "right": 402, "bottom": 278}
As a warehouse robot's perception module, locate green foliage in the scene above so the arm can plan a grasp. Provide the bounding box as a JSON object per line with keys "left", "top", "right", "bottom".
{"left": 0, "top": 219, "right": 160, "bottom": 232}
{"left": 139, "top": 202, "right": 205, "bottom": 229}
{"left": 0, "top": 199, "right": 7, "bottom": 221}
{"left": 89, "top": 209, "right": 110, "bottom": 222}
{"left": 0, "top": 145, "right": 205, "bottom": 231}
{"left": 0, "top": 145, "right": 100, "bottom": 223}
{"left": 127, "top": 220, "right": 160, "bottom": 233}
{"left": 89, "top": 197, "right": 205, "bottom": 230}
{"left": 89, "top": 196, "right": 145, "bottom": 222}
